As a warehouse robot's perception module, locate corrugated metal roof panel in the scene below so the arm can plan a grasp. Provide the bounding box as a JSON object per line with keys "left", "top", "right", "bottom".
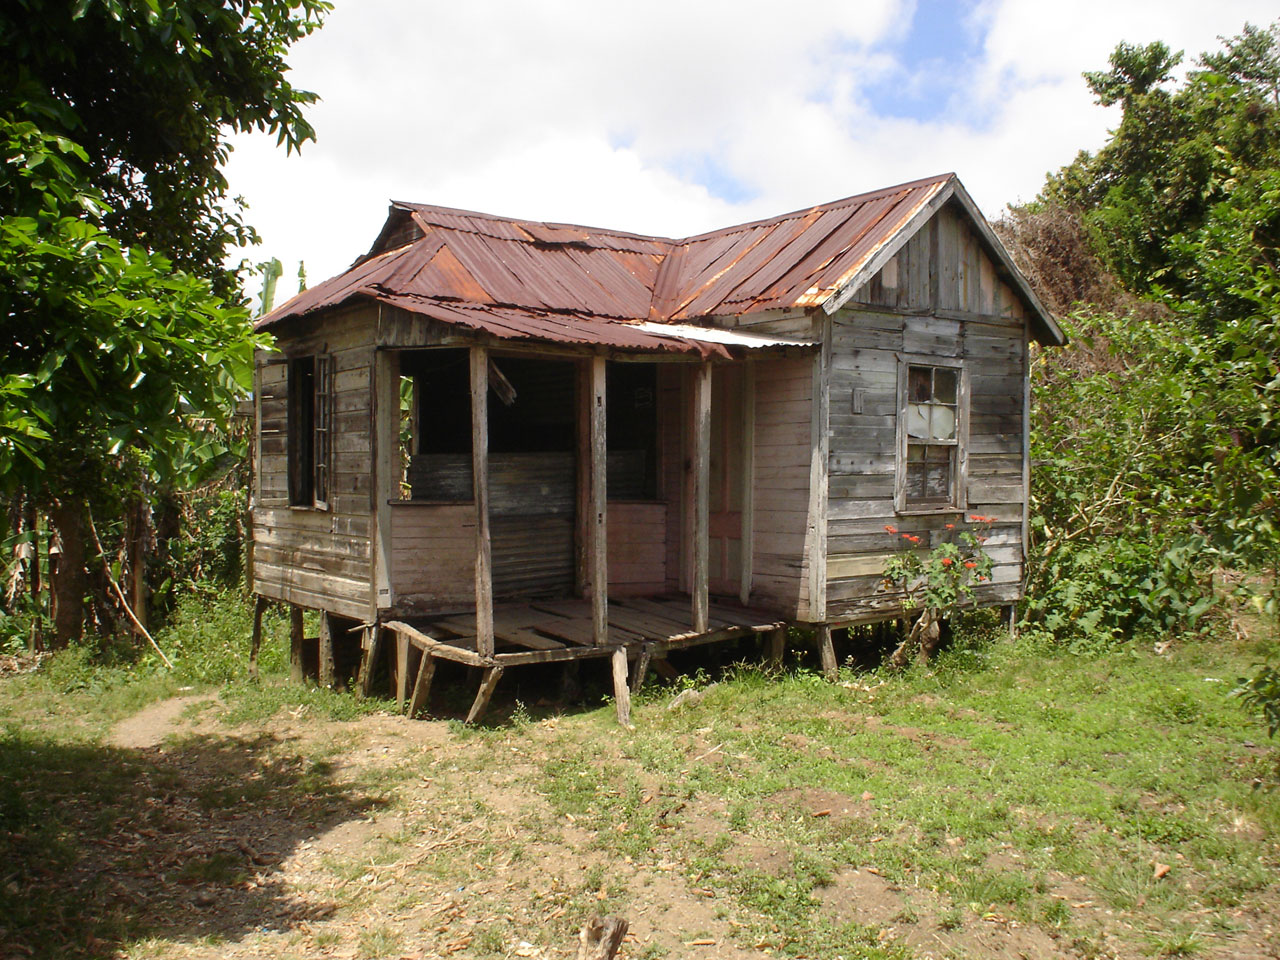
{"left": 259, "top": 174, "right": 1060, "bottom": 346}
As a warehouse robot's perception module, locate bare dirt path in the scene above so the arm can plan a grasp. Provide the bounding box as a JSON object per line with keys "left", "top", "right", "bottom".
{"left": 107, "top": 692, "right": 219, "bottom": 748}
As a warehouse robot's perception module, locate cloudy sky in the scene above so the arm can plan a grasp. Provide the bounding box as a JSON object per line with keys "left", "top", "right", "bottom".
{"left": 224, "top": 0, "right": 1278, "bottom": 294}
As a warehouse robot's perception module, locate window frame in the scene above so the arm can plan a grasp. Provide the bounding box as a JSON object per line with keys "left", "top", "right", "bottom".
{"left": 286, "top": 353, "right": 334, "bottom": 510}
{"left": 894, "top": 355, "right": 968, "bottom": 515}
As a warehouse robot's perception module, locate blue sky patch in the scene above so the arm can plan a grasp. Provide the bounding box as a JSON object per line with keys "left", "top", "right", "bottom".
{"left": 862, "top": 0, "right": 988, "bottom": 124}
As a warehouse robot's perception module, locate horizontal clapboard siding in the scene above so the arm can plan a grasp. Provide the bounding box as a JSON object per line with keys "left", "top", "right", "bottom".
{"left": 252, "top": 304, "right": 377, "bottom": 619}
{"left": 824, "top": 201, "right": 1030, "bottom": 622}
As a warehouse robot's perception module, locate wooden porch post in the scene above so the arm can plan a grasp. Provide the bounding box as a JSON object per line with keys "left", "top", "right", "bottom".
{"left": 289, "top": 605, "right": 304, "bottom": 684}
{"left": 589, "top": 355, "right": 608, "bottom": 646}
{"left": 318, "top": 610, "right": 336, "bottom": 689}
{"left": 691, "top": 361, "right": 712, "bottom": 634}
{"left": 470, "top": 345, "right": 495, "bottom": 659}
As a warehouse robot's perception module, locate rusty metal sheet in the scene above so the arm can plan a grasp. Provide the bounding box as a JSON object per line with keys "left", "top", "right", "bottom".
{"left": 769, "top": 192, "right": 906, "bottom": 307}
{"left": 674, "top": 209, "right": 827, "bottom": 319}
{"left": 402, "top": 244, "right": 495, "bottom": 304}
{"left": 262, "top": 174, "right": 972, "bottom": 347}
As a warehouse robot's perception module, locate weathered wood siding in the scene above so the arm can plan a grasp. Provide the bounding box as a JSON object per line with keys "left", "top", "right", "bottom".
{"left": 826, "top": 201, "right": 1030, "bottom": 621}
{"left": 750, "top": 356, "right": 814, "bottom": 618}
{"left": 252, "top": 305, "right": 377, "bottom": 621}
{"left": 389, "top": 502, "right": 476, "bottom": 607}
{"left": 608, "top": 502, "right": 667, "bottom": 595}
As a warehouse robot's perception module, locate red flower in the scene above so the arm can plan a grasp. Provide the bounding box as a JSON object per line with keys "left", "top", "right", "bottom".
{"left": 884, "top": 525, "right": 898, "bottom": 534}
{"left": 904, "top": 534, "right": 921, "bottom": 544}
{"left": 945, "top": 523, "right": 954, "bottom": 530}
{"left": 963, "top": 561, "right": 977, "bottom": 569}
{"left": 941, "top": 557, "right": 953, "bottom": 566}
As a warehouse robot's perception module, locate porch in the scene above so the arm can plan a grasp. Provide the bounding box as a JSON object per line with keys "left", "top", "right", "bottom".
{"left": 369, "top": 595, "right": 787, "bottom": 725}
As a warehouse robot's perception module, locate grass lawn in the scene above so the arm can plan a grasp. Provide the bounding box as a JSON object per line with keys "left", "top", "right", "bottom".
{"left": 0, "top": 608, "right": 1276, "bottom": 959}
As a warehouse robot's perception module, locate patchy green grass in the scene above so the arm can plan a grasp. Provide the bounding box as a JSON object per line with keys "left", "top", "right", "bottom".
{"left": 0, "top": 604, "right": 1277, "bottom": 959}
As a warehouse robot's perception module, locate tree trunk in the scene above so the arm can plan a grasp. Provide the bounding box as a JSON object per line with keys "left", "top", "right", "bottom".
{"left": 48, "top": 498, "right": 87, "bottom": 647}
{"left": 25, "top": 498, "right": 43, "bottom": 652}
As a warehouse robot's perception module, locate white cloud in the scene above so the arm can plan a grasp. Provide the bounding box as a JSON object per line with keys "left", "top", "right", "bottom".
{"left": 224, "top": 0, "right": 1279, "bottom": 289}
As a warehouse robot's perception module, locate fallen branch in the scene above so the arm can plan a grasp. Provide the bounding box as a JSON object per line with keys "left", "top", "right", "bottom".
{"left": 86, "top": 509, "right": 174, "bottom": 669}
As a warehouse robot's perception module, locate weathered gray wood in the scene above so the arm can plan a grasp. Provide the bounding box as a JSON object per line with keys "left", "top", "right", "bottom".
{"left": 289, "top": 605, "right": 304, "bottom": 684}
{"left": 767, "top": 627, "right": 785, "bottom": 670}
{"left": 471, "top": 344, "right": 495, "bottom": 658}
{"left": 407, "top": 654, "right": 436, "bottom": 718}
{"left": 740, "top": 359, "right": 755, "bottom": 605}
{"left": 384, "top": 620, "right": 488, "bottom": 667}
{"left": 1020, "top": 322, "right": 1031, "bottom": 568}
{"left": 691, "top": 362, "right": 711, "bottom": 633}
{"left": 630, "top": 646, "right": 652, "bottom": 694}
{"left": 817, "top": 623, "right": 838, "bottom": 681}
{"left": 611, "top": 646, "right": 633, "bottom": 728}
{"left": 372, "top": 349, "right": 398, "bottom": 616}
{"left": 249, "top": 595, "right": 267, "bottom": 681}
{"left": 395, "top": 631, "right": 410, "bottom": 708}
{"left": 806, "top": 320, "right": 830, "bottom": 621}
{"left": 576, "top": 916, "right": 629, "bottom": 960}
{"left": 590, "top": 355, "right": 608, "bottom": 645}
{"left": 466, "top": 666, "right": 504, "bottom": 724}
{"left": 575, "top": 362, "right": 590, "bottom": 597}
{"left": 357, "top": 624, "right": 382, "bottom": 697}
{"left": 823, "top": 181, "right": 953, "bottom": 316}
{"left": 319, "top": 611, "right": 336, "bottom": 689}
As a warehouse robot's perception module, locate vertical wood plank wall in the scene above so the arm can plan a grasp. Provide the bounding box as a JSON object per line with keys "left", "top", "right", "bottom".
{"left": 826, "top": 202, "right": 1029, "bottom": 620}
{"left": 750, "top": 356, "right": 814, "bottom": 618}
{"left": 253, "top": 305, "right": 376, "bottom": 621}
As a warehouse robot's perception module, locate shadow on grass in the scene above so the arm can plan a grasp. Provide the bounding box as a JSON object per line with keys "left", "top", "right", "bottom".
{"left": 0, "top": 728, "right": 386, "bottom": 958}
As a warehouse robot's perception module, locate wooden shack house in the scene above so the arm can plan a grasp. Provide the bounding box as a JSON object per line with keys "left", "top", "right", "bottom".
{"left": 251, "top": 173, "right": 1063, "bottom": 723}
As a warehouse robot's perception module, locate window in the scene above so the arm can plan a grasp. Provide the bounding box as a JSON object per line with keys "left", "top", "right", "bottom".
{"left": 898, "top": 361, "right": 965, "bottom": 511}
{"left": 287, "top": 355, "right": 332, "bottom": 508}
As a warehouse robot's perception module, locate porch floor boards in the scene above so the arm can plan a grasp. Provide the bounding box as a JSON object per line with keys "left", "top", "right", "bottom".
{"left": 415, "top": 594, "right": 783, "bottom": 662}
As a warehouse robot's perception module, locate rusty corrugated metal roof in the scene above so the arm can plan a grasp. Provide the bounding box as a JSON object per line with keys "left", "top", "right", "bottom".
{"left": 258, "top": 173, "right": 1062, "bottom": 348}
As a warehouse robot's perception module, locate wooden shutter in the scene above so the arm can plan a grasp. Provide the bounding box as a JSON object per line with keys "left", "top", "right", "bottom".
{"left": 313, "top": 354, "right": 333, "bottom": 510}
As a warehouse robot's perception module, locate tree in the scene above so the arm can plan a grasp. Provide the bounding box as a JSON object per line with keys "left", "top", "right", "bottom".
{"left": 1014, "top": 24, "right": 1280, "bottom": 653}
{"left": 0, "top": 0, "right": 329, "bottom": 296}
{"left": 1, "top": 1, "right": 330, "bottom": 646}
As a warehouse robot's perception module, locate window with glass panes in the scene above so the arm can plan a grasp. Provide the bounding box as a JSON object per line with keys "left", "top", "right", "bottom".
{"left": 904, "top": 365, "right": 958, "bottom": 506}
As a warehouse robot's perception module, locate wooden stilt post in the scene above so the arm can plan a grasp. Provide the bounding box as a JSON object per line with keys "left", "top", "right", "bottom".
{"left": 611, "top": 647, "right": 632, "bottom": 729}
{"left": 407, "top": 655, "right": 436, "bottom": 719}
{"left": 767, "top": 627, "right": 785, "bottom": 671}
{"left": 817, "top": 623, "right": 838, "bottom": 681}
{"left": 691, "top": 362, "right": 711, "bottom": 634}
{"left": 395, "top": 632, "right": 410, "bottom": 709}
{"left": 249, "top": 595, "right": 267, "bottom": 681}
{"left": 471, "top": 345, "right": 495, "bottom": 659}
{"left": 561, "top": 659, "right": 582, "bottom": 703}
{"left": 589, "top": 355, "right": 608, "bottom": 646}
{"left": 289, "top": 606, "right": 304, "bottom": 684}
{"left": 630, "top": 645, "right": 652, "bottom": 695}
{"left": 318, "top": 611, "right": 336, "bottom": 689}
{"left": 467, "top": 666, "right": 504, "bottom": 724}
{"left": 357, "top": 624, "right": 383, "bottom": 698}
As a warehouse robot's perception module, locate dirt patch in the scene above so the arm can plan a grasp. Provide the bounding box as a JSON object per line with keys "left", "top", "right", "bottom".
{"left": 771, "top": 787, "right": 865, "bottom": 823}
{"left": 109, "top": 693, "right": 219, "bottom": 748}
{"left": 820, "top": 868, "right": 1063, "bottom": 960}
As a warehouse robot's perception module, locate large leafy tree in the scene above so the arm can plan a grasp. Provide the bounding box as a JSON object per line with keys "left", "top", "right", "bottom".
{"left": 1, "top": 0, "right": 329, "bottom": 296}
{"left": 1, "top": 0, "right": 329, "bottom": 646}
{"left": 1015, "top": 23, "right": 1280, "bottom": 650}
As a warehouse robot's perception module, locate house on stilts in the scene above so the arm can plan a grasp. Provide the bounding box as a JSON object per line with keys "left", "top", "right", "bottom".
{"left": 250, "top": 173, "right": 1064, "bottom": 723}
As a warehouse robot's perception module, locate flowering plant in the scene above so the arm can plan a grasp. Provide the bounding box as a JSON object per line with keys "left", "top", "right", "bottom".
{"left": 880, "top": 516, "right": 995, "bottom": 667}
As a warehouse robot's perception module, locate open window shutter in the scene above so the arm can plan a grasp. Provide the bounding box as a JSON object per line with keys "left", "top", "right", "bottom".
{"left": 313, "top": 354, "right": 334, "bottom": 509}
